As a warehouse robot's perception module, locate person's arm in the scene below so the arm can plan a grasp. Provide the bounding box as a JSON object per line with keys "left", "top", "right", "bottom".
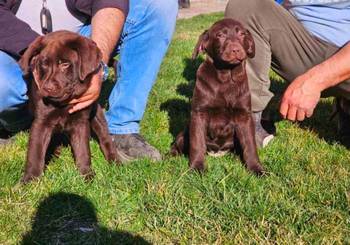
{"left": 68, "top": 7, "right": 125, "bottom": 113}
{"left": 280, "top": 42, "right": 350, "bottom": 121}
{"left": 0, "top": 1, "right": 39, "bottom": 58}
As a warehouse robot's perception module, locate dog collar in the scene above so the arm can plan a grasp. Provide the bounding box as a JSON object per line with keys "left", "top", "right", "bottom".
{"left": 100, "top": 61, "right": 109, "bottom": 81}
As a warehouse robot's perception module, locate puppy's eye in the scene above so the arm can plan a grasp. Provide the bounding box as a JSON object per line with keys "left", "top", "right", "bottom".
{"left": 58, "top": 60, "right": 71, "bottom": 69}
{"left": 236, "top": 28, "right": 247, "bottom": 37}
{"left": 40, "top": 58, "right": 50, "bottom": 68}
{"left": 216, "top": 32, "right": 226, "bottom": 38}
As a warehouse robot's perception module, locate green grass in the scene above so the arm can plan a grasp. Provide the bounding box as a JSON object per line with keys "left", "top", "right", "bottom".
{"left": 1, "top": 13, "right": 350, "bottom": 244}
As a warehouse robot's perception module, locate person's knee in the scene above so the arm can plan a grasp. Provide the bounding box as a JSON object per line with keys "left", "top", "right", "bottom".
{"left": 146, "top": 0, "right": 178, "bottom": 38}
{"left": 150, "top": 0, "right": 178, "bottom": 18}
{"left": 0, "top": 77, "right": 27, "bottom": 112}
{"left": 0, "top": 52, "right": 28, "bottom": 112}
{"left": 225, "top": 0, "right": 273, "bottom": 23}
{"left": 0, "top": 83, "right": 19, "bottom": 112}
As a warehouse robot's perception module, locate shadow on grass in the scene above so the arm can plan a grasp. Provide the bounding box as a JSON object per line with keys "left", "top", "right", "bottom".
{"left": 160, "top": 57, "right": 203, "bottom": 138}
{"left": 299, "top": 100, "right": 338, "bottom": 144}
{"left": 21, "top": 192, "right": 150, "bottom": 245}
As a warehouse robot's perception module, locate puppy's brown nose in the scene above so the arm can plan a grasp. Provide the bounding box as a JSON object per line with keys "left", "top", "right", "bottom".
{"left": 42, "top": 82, "right": 57, "bottom": 93}
{"left": 232, "top": 46, "right": 241, "bottom": 54}
{"left": 229, "top": 42, "right": 241, "bottom": 53}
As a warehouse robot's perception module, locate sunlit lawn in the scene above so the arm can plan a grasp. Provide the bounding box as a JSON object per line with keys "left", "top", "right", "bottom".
{"left": 0, "top": 13, "right": 349, "bottom": 244}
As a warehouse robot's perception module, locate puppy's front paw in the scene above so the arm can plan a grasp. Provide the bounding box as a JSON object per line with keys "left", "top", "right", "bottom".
{"left": 190, "top": 161, "right": 206, "bottom": 173}
{"left": 107, "top": 149, "right": 122, "bottom": 165}
{"left": 20, "top": 173, "right": 39, "bottom": 184}
{"left": 247, "top": 163, "right": 265, "bottom": 176}
{"left": 83, "top": 171, "right": 95, "bottom": 182}
{"left": 20, "top": 167, "right": 43, "bottom": 184}
{"left": 170, "top": 144, "right": 182, "bottom": 156}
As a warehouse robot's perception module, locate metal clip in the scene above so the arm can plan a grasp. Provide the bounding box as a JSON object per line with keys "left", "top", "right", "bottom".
{"left": 40, "top": 0, "right": 52, "bottom": 34}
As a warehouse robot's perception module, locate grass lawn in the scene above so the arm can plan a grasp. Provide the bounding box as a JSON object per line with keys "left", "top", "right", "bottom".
{"left": 1, "top": 13, "right": 349, "bottom": 244}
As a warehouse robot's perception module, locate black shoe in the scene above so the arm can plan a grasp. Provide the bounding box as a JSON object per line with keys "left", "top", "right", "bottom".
{"left": 335, "top": 98, "right": 350, "bottom": 147}
{"left": 111, "top": 134, "right": 161, "bottom": 162}
{"left": 0, "top": 129, "right": 14, "bottom": 147}
{"left": 253, "top": 112, "right": 274, "bottom": 148}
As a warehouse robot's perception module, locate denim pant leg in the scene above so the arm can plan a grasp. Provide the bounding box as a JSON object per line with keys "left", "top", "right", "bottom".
{"left": 0, "top": 51, "right": 32, "bottom": 133}
{"left": 105, "top": 0, "right": 178, "bottom": 134}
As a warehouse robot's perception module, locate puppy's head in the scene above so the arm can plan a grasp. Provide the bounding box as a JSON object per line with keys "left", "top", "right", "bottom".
{"left": 192, "top": 18, "right": 255, "bottom": 65}
{"left": 19, "top": 31, "right": 102, "bottom": 102}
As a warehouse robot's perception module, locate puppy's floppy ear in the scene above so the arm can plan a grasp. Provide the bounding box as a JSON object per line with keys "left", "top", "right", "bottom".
{"left": 192, "top": 30, "right": 209, "bottom": 60}
{"left": 69, "top": 36, "right": 102, "bottom": 81}
{"left": 18, "top": 36, "right": 44, "bottom": 75}
{"left": 243, "top": 29, "right": 255, "bottom": 58}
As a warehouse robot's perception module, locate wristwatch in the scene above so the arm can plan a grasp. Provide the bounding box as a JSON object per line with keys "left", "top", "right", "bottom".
{"left": 100, "top": 61, "right": 109, "bottom": 81}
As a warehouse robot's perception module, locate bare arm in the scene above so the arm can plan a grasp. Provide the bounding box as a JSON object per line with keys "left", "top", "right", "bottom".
{"left": 307, "top": 42, "right": 350, "bottom": 90}
{"left": 91, "top": 8, "right": 125, "bottom": 64}
{"left": 69, "top": 8, "right": 125, "bottom": 113}
{"left": 280, "top": 42, "right": 350, "bottom": 121}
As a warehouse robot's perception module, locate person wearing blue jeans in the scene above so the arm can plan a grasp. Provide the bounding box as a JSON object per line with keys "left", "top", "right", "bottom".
{"left": 0, "top": 0, "right": 178, "bottom": 161}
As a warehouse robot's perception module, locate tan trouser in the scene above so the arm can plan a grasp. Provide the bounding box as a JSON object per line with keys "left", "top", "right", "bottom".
{"left": 225, "top": 0, "right": 350, "bottom": 112}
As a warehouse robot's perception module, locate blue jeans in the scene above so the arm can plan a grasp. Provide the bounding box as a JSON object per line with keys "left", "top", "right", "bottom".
{"left": 0, "top": 0, "right": 178, "bottom": 134}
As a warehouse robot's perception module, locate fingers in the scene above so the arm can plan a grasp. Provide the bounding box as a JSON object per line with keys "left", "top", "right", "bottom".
{"left": 68, "top": 94, "right": 97, "bottom": 113}
{"left": 280, "top": 101, "right": 310, "bottom": 122}
{"left": 280, "top": 106, "right": 311, "bottom": 122}
{"left": 306, "top": 109, "right": 314, "bottom": 118}
{"left": 279, "top": 99, "right": 289, "bottom": 119}
{"left": 296, "top": 110, "right": 305, "bottom": 121}
{"left": 69, "top": 93, "right": 94, "bottom": 105}
{"left": 280, "top": 93, "right": 310, "bottom": 122}
{"left": 69, "top": 99, "right": 95, "bottom": 114}
{"left": 279, "top": 75, "right": 320, "bottom": 122}
{"left": 68, "top": 89, "right": 99, "bottom": 113}
{"left": 280, "top": 99, "right": 299, "bottom": 121}
{"left": 67, "top": 73, "right": 102, "bottom": 113}
{"left": 287, "top": 105, "right": 297, "bottom": 121}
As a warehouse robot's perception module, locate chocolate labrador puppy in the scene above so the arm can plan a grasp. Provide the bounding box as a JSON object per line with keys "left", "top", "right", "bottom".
{"left": 171, "top": 18, "right": 264, "bottom": 175}
{"left": 19, "top": 31, "right": 120, "bottom": 183}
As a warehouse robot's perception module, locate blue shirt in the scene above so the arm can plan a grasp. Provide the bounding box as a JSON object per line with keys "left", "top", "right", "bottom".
{"left": 281, "top": 0, "right": 350, "bottom": 47}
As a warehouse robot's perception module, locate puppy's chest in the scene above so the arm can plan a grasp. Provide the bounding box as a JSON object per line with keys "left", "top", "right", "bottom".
{"left": 205, "top": 112, "right": 236, "bottom": 152}
{"left": 53, "top": 115, "right": 78, "bottom": 132}
{"left": 221, "top": 79, "right": 247, "bottom": 101}
{"left": 35, "top": 106, "right": 90, "bottom": 132}
{"left": 199, "top": 84, "right": 249, "bottom": 150}
{"left": 202, "top": 83, "right": 247, "bottom": 112}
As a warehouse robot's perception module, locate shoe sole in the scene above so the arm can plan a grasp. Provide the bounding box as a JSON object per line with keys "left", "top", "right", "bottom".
{"left": 262, "top": 135, "right": 274, "bottom": 148}
{"left": 116, "top": 149, "right": 162, "bottom": 163}
{"left": 0, "top": 138, "right": 14, "bottom": 147}
{"left": 117, "top": 150, "right": 134, "bottom": 163}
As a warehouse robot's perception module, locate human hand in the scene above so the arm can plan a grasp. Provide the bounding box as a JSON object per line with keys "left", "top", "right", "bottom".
{"left": 279, "top": 73, "right": 322, "bottom": 121}
{"left": 68, "top": 71, "right": 102, "bottom": 114}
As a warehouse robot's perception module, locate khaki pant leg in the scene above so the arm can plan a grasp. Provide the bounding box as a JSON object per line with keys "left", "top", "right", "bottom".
{"left": 224, "top": 0, "right": 349, "bottom": 112}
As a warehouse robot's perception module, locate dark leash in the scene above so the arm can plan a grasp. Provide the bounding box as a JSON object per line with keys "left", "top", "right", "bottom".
{"left": 40, "top": 0, "right": 52, "bottom": 34}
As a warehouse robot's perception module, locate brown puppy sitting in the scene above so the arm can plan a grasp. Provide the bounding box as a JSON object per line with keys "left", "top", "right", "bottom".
{"left": 19, "top": 31, "right": 121, "bottom": 183}
{"left": 171, "top": 18, "right": 264, "bottom": 175}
